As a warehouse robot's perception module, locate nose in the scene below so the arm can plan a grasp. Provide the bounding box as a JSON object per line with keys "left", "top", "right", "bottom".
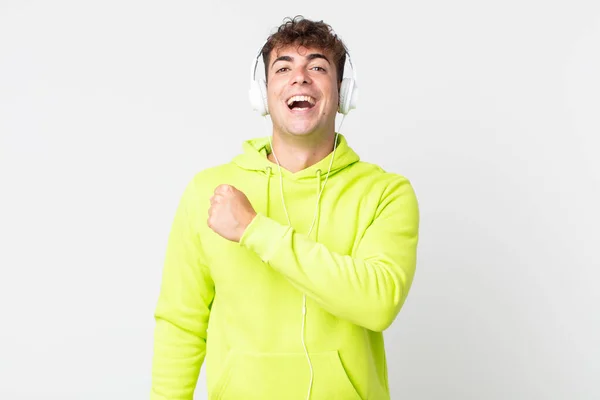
{"left": 290, "top": 68, "right": 311, "bottom": 85}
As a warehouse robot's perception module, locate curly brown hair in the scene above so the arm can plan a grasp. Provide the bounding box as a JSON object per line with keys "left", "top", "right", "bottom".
{"left": 261, "top": 16, "right": 348, "bottom": 85}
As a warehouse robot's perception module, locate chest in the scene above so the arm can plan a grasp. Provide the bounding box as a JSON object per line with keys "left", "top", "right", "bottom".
{"left": 200, "top": 175, "right": 380, "bottom": 284}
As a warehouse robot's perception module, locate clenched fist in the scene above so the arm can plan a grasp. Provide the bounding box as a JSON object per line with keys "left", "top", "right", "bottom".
{"left": 208, "top": 184, "right": 257, "bottom": 242}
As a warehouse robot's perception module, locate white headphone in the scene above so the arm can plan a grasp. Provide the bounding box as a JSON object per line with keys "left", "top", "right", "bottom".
{"left": 249, "top": 41, "right": 359, "bottom": 116}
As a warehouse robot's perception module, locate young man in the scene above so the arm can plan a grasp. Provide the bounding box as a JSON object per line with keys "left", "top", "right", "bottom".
{"left": 151, "top": 16, "right": 419, "bottom": 400}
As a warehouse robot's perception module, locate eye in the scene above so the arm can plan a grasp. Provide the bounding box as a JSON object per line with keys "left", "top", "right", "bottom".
{"left": 276, "top": 67, "right": 290, "bottom": 73}
{"left": 311, "top": 66, "right": 326, "bottom": 72}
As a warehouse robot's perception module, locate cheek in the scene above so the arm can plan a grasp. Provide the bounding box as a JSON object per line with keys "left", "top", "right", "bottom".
{"left": 328, "top": 81, "right": 339, "bottom": 102}
{"left": 268, "top": 84, "right": 286, "bottom": 107}
{"left": 265, "top": 87, "right": 278, "bottom": 112}
{"left": 326, "top": 89, "right": 339, "bottom": 110}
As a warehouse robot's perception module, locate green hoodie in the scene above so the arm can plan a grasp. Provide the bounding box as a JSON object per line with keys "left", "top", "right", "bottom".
{"left": 151, "top": 134, "right": 419, "bottom": 400}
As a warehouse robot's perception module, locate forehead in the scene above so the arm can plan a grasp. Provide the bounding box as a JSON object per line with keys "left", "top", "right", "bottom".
{"left": 270, "top": 45, "right": 332, "bottom": 62}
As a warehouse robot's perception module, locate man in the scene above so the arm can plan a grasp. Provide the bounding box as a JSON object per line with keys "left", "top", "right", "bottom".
{"left": 151, "top": 16, "right": 419, "bottom": 400}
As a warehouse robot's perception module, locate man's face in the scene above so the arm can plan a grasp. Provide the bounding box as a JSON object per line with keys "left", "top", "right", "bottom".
{"left": 266, "top": 45, "right": 339, "bottom": 139}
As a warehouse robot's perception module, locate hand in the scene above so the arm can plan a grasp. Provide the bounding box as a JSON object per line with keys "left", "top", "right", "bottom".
{"left": 208, "top": 184, "right": 257, "bottom": 242}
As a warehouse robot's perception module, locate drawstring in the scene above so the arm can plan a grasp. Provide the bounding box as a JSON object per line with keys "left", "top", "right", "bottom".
{"left": 316, "top": 169, "right": 322, "bottom": 193}
{"left": 265, "top": 166, "right": 272, "bottom": 217}
{"left": 314, "top": 169, "right": 322, "bottom": 241}
{"left": 263, "top": 165, "right": 323, "bottom": 240}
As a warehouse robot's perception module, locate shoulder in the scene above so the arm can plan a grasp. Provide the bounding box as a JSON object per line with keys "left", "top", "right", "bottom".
{"left": 173, "top": 163, "right": 236, "bottom": 208}
{"left": 186, "top": 163, "right": 237, "bottom": 192}
{"left": 352, "top": 161, "right": 415, "bottom": 194}
{"left": 350, "top": 161, "right": 419, "bottom": 224}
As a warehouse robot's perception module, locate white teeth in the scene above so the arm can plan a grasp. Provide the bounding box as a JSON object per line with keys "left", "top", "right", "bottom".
{"left": 287, "top": 95, "right": 316, "bottom": 106}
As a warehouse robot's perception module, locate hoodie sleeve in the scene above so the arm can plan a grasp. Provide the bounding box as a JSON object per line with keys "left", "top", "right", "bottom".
{"left": 239, "top": 175, "right": 419, "bottom": 332}
{"left": 151, "top": 178, "right": 214, "bottom": 399}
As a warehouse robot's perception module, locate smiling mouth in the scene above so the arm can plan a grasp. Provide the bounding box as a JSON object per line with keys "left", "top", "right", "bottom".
{"left": 287, "top": 95, "right": 316, "bottom": 111}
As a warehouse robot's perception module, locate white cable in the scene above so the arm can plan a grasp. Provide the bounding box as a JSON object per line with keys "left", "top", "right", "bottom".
{"left": 264, "top": 115, "right": 346, "bottom": 400}
{"left": 307, "top": 115, "right": 345, "bottom": 236}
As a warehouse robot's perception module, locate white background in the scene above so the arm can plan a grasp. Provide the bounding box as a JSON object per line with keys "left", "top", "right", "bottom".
{"left": 1, "top": 1, "right": 599, "bottom": 399}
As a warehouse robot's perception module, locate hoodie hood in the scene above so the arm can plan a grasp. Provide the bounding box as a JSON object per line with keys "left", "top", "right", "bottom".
{"left": 231, "top": 133, "right": 360, "bottom": 180}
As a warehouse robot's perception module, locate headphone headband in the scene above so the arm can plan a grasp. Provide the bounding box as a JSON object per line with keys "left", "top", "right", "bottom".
{"left": 250, "top": 40, "right": 267, "bottom": 84}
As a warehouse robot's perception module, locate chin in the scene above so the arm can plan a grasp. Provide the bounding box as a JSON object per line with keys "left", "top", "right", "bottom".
{"left": 285, "top": 120, "right": 330, "bottom": 137}
{"left": 286, "top": 125, "right": 320, "bottom": 137}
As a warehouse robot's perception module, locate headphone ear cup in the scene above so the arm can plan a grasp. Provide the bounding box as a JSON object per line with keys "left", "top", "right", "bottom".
{"left": 258, "top": 79, "right": 268, "bottom": 115}
{"left": 338, "top": 77, "right": 358, "bottom": 115}
{"left": 249, "top": 79, "right": 269, "bottom": 116}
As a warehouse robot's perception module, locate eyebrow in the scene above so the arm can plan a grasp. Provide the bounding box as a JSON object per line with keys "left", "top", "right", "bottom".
{"left": 271, "top": 53, "right": 331, "bottom": 69}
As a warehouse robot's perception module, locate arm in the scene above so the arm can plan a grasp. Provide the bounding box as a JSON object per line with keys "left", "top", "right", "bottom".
{"left": 151, "top": 179, "right": 214, "bottom": 400}
{"left": 239, "top": 176, "right": 419, "bottom": 332}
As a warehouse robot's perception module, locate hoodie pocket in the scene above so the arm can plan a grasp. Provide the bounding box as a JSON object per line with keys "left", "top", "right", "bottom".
{"left": 211, "top": 349, "right": 362, "bottom": 400}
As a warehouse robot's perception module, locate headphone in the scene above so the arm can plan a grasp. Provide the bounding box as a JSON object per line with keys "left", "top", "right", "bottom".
{"left": 249, "top": 41, "right": 359, "bottom": 116}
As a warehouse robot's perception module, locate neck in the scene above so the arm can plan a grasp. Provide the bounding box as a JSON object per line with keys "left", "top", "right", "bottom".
{"left": 268, "top": 132, "right": 337, "bottom": 173}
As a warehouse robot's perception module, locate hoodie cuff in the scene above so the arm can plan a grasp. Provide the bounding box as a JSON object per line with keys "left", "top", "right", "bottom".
{"left": 239, "top": 213, "right": 289, "bottom": 262}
